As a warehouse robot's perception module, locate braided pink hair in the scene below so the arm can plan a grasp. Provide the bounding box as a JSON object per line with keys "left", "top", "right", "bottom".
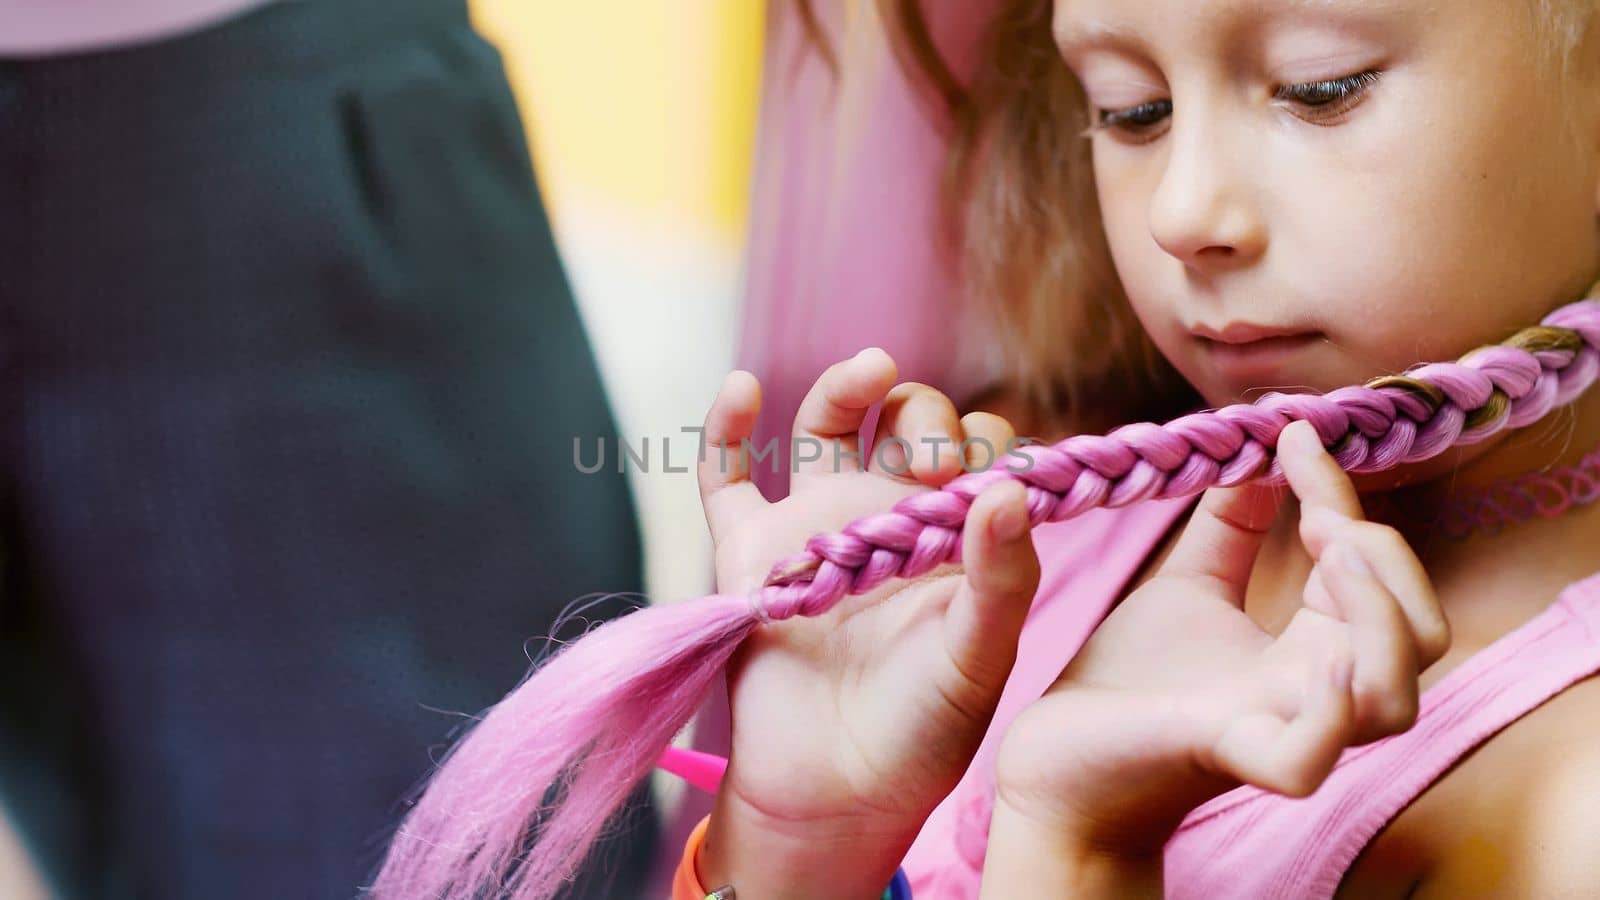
{"left": 367, "top": 297, "right": 1600, "bottom": 900}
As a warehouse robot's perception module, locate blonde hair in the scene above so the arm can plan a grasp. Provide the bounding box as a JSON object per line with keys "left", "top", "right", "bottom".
{"left": 798, "top": 0, "right": 1597, "bottom": 435}
{"left": 878, "top": 0, "right": 1196, "bottom": 433}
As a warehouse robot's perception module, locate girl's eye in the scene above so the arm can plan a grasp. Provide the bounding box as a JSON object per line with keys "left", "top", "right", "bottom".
{"left": 1093, "top": 99, "right": 1174, "bottom": 143}
{"left": 1086, "top": 68, "right": 1383, "bottom": 143}
{"left": 1274, "top": 69, "right": 1384, "bottom": 123}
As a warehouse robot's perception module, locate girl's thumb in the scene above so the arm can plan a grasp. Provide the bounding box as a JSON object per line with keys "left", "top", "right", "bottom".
{"left": 944, "top": 481, "right": 1042, "bottom": 690}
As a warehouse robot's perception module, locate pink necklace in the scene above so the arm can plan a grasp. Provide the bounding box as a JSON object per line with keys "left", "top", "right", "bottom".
{"left": 1361, "top": 441, "right": 1600, "bottom": 541}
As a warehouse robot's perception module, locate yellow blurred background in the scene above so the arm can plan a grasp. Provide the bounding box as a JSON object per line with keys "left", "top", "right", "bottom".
{"left": 473, "top": 1, "right": 762, "bottom": 241}
{"left": 469, "top": 0, "right": 765, "bottom": 607}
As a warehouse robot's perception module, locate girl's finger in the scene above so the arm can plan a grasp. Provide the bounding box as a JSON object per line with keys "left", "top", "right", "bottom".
{"left": 959, "top": 412, "right": 1018, "bottom": 474}
{"left": 1212, "top": 650, "right": 1355, "bottom": 798}
{"left": 870, "top": 382, "right": 966, "bottom": 485}
{"left": 1158, "top": 480, "right": 1287, "bottom": 606}
{"left": 1277, "top": 420, "right": 1364, "bottom": 520}
{"left": 1317, "top": 542, "right": 1420, "bottom": 742}
{"left": 1300, "top": 515, "right": 1451, "bottom": 668}
{"left": 790, "top": 348, "right": 899, "bottom": 488}
{"left": 697, "top": 370, "right": 770, "bottom": 540}
{"left": 941, "top": 480, "right": 1042, "bottom": 702}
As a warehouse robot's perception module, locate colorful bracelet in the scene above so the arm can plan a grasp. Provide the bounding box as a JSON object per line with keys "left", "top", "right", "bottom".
{"left": 668, "top": 814, "right": 719, "bottom": 900}
{"left": 671, "top": 813, "right": 912, "bottom": 899}
{"left": 661, "top": 748, "right": 913, "bottom": 899}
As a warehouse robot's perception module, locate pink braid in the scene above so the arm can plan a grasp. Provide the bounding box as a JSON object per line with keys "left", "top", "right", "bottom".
{"left": 755, "top": 299, "right": 1600, "bottom": 620}
{"left": 368, "top": 297, "right": 1600, "bottom": 900}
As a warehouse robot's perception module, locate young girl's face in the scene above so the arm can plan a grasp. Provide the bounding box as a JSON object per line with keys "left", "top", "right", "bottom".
{"left": 1054, "top": 0, "right": 1600, "bottom": 411}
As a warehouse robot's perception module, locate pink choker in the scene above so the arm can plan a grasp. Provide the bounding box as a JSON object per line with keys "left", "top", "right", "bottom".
{"left": 1362, "top": 442, "right": 1600, "bottom": 541}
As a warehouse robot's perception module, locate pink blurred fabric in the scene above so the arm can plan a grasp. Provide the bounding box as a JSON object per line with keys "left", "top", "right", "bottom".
{"left": 0, "top": 0, "right": 273, "bottom": 55}
{"left": 735, "top": 0, "right": 1000, "bottom": 503}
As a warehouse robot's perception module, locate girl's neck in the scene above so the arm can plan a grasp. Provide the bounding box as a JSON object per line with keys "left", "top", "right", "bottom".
{"left": 1373, "top": 385, "right": 1600, "bottom": 562}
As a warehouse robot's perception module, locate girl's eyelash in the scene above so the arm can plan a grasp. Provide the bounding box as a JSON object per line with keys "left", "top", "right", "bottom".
{"left": 1097, "top": 100, "right": 1172, "bottom": 131}
{"left": 1274, "top": 68, "right": 1384, "bottom": 110}
{"left": 1079, "top": 100, "right": 1173, "bottom": 142}
{"left": 1081, "top": 68, "right": 1385, "bottom": 141}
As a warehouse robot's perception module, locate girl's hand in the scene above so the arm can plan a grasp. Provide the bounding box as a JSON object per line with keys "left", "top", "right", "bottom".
{"left": 991, "top": 420, "right": 1451, "bottom": 861}
{"left": 696, "top": 350, "right": 1043, "bottom": 898}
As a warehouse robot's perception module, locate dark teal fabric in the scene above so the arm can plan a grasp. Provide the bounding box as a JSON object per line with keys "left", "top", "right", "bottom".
{"left": 0, "top": 2, "right": 655, "bottom": 897}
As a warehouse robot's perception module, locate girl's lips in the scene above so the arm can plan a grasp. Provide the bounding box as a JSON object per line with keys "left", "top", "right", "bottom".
{"left": 1199, "top": 332, "right": 1324, "bottom": 378}
{"left": 1190, "top": 320, "right": 1319, "bottom": 343}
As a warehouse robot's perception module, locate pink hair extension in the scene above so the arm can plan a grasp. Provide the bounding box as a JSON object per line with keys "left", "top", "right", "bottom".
{"left": 367, "top": 297, "right": 1600, "bottom": 900}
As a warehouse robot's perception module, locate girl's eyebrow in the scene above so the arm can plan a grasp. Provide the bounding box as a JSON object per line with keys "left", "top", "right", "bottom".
{"left": 1053, "top": 19, "right": 1145, "bottom": 57}
{"left": 1054, "top": 0, "right": 1405, "bottom": 57}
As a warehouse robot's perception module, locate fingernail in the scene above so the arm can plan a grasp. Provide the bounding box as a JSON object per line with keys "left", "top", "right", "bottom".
{"left": 920, "top": 430, "right": 952, "bottom": 471}
{"left": 1333, "top": 542, "right": 1373, "bottom": 577}
{"left": 1284, "top": 421, "right": 1326, "bottom": 457}
{"left": 990, "top": 492, "right": 1028, "bottom": 542}
{"left": 878, "top": 439, "right": 908, "bottom": 471}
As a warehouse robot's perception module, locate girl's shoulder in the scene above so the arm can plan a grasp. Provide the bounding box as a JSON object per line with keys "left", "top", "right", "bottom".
{"left": 1342, "top": 572, "right": 1600, "bottom": 898}
{"left": 1366, "top": 672, "right": 1600, "bottom": 898}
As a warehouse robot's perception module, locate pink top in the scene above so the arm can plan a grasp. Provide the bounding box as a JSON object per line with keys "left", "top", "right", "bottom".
{"left": 902, "top": 496, "right": 1600, "bottom": 898}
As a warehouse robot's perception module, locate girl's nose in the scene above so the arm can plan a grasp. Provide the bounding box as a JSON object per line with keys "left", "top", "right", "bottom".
{"left": 1147, "top": 118, "right": 1267, "bottom": 270}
